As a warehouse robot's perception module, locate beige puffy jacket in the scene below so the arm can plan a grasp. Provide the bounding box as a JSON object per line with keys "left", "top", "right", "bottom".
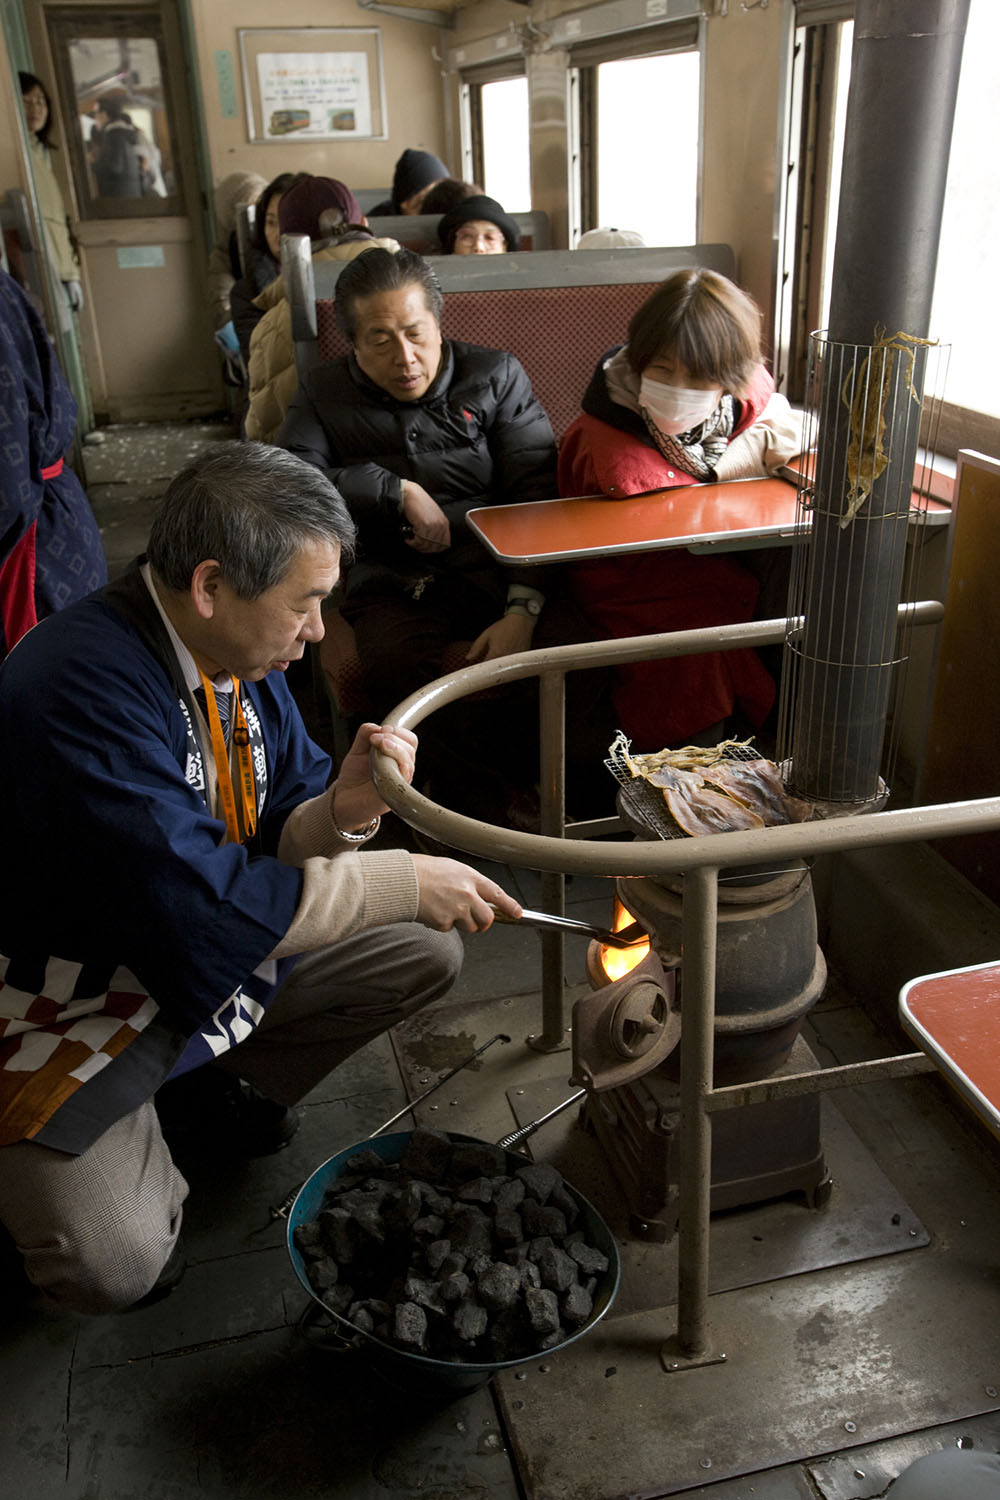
{"left": 244, "top": 237, "right": 400, "bottom": 444}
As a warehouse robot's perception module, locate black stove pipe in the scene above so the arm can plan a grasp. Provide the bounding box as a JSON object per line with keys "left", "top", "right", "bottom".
{"left": 787, "top": 0, "right": 969, "bottom": 803}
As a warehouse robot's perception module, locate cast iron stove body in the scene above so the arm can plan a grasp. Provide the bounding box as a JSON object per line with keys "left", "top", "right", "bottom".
{"left": 579, "top": 748, "right": 830, "bottom": 1241}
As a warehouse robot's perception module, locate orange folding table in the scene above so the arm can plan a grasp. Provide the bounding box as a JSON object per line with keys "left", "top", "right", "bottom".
{"left": 899, "top": 961, "right": 1000, "bottom": 1139}
{"left": 467, "top": 477, "right": 804, "bottom": 565}
{"left": 467, "top": 474, "right": 950, "bottom": 566}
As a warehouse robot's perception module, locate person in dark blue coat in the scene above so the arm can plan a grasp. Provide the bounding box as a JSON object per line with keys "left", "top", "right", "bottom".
{"left": 0, "top": 268, "right": 106, "bottom": 660}
{"left": 0, "top": 442, "right": 520, "bottom": 1314}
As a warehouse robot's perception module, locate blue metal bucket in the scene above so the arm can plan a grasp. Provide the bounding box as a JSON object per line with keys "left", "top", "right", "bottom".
{"left": 287, "top": 1130, "right": 621, "bottom": 1396}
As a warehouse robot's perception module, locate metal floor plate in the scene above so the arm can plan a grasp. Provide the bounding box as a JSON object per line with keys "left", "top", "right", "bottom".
{"left": 493, "top": 1250, "right": 1000, "bottom": 1499}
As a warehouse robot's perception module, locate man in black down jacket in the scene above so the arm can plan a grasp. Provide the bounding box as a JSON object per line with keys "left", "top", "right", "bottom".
{"left": 277, "top": 247, "right": 610, "bottom": 821}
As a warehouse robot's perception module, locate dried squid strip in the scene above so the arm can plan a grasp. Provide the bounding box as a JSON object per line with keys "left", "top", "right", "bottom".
{"left": 698, "top": 759, "right": 814, "bottom": 826}
{"left": 648, "top": 763, "right": 765, "bottom": 837}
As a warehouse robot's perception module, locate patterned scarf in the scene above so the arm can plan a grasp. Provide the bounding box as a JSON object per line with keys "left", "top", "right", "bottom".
{"left": 603, "top": 346, "right": 735, "bottom": 480}
{"left": 640, "top": 394, "right": 735, "bottom": 480}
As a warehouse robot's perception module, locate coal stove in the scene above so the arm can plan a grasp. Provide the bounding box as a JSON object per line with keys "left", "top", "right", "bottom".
{"left": 569, "top": 748, "right": 831, "bottom": 1242}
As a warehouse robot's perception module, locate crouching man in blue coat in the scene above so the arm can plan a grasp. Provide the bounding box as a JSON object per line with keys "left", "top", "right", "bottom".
{"left": 0, "top": 442, "right": 521, "bottom": 1314}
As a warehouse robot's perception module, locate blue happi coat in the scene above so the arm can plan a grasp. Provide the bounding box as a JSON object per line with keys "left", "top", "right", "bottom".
{"left": 0, "top": 564, "right": 332, "bottom": 1151}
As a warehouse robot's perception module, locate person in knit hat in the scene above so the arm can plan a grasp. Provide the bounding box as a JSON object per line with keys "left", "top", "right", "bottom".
{"left": 437, "top": 195, "right": 520, "bottom": 255}
{"left": 276, "top": 174, "right": 363, "bottom": 237}
{"left": 244, "top": 175, "right": 399, "bottom": 442}
{"left": 368, "top": 148, "right": 449, "bottom": 216}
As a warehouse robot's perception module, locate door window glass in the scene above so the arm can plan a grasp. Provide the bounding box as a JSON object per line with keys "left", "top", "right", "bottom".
{"left": 47, "top": 11, "right": 182, "bottom": 218}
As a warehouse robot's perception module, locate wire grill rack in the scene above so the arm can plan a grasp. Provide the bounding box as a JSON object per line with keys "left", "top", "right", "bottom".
{"left": 604, "top": 735, "right": 764, "bottom": 844}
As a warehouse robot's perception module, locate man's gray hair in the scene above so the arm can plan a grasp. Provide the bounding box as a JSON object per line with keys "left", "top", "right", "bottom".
{"left": 147, "top": 443, "right": 356, "bottom": 599}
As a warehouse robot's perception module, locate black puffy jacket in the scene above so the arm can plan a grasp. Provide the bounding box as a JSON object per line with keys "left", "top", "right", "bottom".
{"left": 277, "top": 340, "right": 557, "bottom": 601}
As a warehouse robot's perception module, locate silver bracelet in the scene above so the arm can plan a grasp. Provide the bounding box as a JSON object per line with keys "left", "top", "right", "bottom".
{"left": 334, "top": 814, "right": 381, "bottom": 843}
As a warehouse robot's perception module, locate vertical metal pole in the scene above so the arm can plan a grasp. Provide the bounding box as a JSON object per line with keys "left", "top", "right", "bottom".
{"left": 789, "top": 0, "right": 970, "bottom": 802}
{"left": 675, "top": 864, "right": 718, "bottom": 1359}
{"left": 534, "top": 670, "right": 568, "bottom": 1052}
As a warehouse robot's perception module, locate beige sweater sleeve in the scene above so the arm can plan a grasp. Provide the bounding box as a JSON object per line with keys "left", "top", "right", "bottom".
{"left": 713, "top": 394, "right": 805, "bottom": 482}
{"left": 269, "top": 785, "right": 420, "bottom": 959}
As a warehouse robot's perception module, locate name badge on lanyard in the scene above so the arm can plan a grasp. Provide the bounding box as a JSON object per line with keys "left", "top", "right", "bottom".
{"left": 197, "top": 669, "right": 258, "bottom": 845}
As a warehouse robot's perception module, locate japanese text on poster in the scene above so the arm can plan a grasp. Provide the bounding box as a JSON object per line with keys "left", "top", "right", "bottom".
{"left": 257, "top": 52, "right": 372, "bottom": 138}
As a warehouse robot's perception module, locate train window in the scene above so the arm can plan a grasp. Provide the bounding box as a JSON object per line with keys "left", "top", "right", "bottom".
{"left": 462, "top": 69, "right": 531, "bottom": 211}
{"left": 927, "top": 0, "right": 999, "bottom": 428}
{"left": 480, "top": 77, "right": 531, "bottom": 211}
{"left": 594, "top": 52, "right": 699, "bottom": 247}
{"left": 45, "top": 7, "right": 184, "bottom": 219}
{"left": 785, "top": 1, "right": 999, "bottom": 444}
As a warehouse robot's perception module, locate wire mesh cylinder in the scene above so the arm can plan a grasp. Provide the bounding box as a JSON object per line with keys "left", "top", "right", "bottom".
{"left": 778, "top": 332, "right": 949, "bottom": 806}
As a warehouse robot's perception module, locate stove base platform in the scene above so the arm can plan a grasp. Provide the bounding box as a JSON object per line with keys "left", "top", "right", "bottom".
{"left": 583, "top": 1034, "right": 828, "bottom": 1241}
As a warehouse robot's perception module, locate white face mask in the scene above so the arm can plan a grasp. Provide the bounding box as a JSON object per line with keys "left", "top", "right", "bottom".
{"left": 639, "top": 377, "right": 721, "bottom": 436}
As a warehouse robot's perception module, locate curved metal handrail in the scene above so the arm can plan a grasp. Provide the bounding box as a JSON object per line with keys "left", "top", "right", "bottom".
{"left": 370, "top": 602, "right": 1000, "bottom": 1363}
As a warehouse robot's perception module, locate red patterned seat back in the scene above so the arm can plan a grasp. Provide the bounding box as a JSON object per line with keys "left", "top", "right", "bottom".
{"left": 315, "top": 280, "right": 661, "bottom": 441}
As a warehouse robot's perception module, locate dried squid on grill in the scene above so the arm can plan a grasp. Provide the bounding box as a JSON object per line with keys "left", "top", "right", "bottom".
{"left": 610, "top": 731, "right": 814, "bottom": 837}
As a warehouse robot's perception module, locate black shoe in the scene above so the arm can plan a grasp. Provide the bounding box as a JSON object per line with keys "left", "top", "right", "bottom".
{"left": 224, "top": 1079, "right": 301, "bottom": 1158}
{"left": 155, "top": 1069, "right": 300, "bottom": 1160}
{"left": 128, "top": 1236, "right": 187, "bottom": 1311}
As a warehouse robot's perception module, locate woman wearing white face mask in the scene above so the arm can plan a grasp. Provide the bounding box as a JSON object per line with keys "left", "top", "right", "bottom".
{"left": 557, "top": 267, "right": 801, "bottom": 750}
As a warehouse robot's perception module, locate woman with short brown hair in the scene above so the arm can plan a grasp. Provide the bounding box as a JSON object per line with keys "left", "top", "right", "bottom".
{"left": 558, "top": 267, "right": 801, "bottom": 750}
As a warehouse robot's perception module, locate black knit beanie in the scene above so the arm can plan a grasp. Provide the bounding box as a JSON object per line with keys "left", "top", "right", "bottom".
{"left": 437, "top": 195, "right": 521, "bottom": 253}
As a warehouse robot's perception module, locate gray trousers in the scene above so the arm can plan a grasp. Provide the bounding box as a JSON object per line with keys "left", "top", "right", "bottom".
{"left": 0, "top": 923, "right": 462, "bottom": 1315}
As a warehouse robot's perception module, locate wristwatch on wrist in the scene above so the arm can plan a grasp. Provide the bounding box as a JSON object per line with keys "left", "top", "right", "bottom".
{"left": 505, "top": 594, "right": 543, "bottom": 618}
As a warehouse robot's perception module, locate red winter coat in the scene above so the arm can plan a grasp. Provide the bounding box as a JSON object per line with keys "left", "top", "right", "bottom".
{"left": 557, "top": 359, "right": 777, "bottom": 749}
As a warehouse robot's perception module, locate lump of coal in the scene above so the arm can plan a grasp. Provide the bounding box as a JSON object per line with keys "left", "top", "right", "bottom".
{"left": 476, "top": 1261, "right": 521, "bottom": 1312}
{"left": 400, "top": 1127, "right": 453, "bottom": 1180}
{"left": 537, "top": 1245, "right": 577, "bottom": 1294}
{"left": 449, "top": 1208, "right": 492, "bottom": 1259}
{"left": 343, "top": 1148, "right": 387, "bottom": 1174}
{"left": 318, "top": 1207, "right": 355, "bottom": 1264}
{"left": 306, "top": 1259, "right": 338, "bottom": 1294}
{"left": 457, "top": 1175, "right": 494, "bottom": 1206}
{"left": 449, "top": 1141, "right": 508, "bottom": 1181}
{"left": 425, "top": 1238, "right": 452, "bottom": 1273}
{"left": 525, "top": 1287, "right": 561, "bottom": 1335}
{"left": 439, "top": 1271, "right": 470, "bottom": 1306}
{"left": 493, "top": 1208, "right": 523, "bottom": 1248}
{"left": 292, "top": 1221, "right": 325, "bottom": 1260}
{"left": 393, "top": 1301, "right": 428, "bottom": 1351}
{"left": 453, "top": 1299, "right": 488, "bottom": 1343}
{"left": 568, "top": 1240, "right": 610, "bottom": 1276}
{"left": 562, "top": 1282, "right": 594, "bottom": 1327}
{"left": 516, "top": 1162, "right": 562, "bottom": 1204}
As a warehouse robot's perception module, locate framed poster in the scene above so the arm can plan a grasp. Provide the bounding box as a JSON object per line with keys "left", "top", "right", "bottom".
{"left": 238, "top": 29, "right": 387, "bottom": 143}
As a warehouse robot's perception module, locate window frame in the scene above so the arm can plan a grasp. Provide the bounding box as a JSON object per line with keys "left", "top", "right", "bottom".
{"left": 460, "top": 61, "right": 527, "bottom": 199}
{"left": 569, "top": 21, "right": 702, "bottom": 245}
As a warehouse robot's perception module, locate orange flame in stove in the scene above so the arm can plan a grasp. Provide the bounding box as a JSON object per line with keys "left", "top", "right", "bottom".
{"left": 600, "top": 895, "right": 650, "bottom": 982}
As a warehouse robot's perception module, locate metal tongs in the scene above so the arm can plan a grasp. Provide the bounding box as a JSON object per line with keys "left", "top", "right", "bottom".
{"left": 492, "top": 906, "right": 647, "bottom": 949}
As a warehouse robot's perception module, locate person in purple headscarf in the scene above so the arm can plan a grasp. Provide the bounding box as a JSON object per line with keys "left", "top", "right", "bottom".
{"left": 0, "top": 269, "right": 106, "bottom": 661}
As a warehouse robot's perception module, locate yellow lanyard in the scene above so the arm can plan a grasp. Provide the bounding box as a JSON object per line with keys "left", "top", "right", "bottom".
{"left": 197, "top": 670, "right": 258, "bottom": 845}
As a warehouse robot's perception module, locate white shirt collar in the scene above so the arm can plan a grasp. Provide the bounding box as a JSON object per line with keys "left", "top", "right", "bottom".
{"left": 140, "top": 561, "right": 233, "bottom": 695}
